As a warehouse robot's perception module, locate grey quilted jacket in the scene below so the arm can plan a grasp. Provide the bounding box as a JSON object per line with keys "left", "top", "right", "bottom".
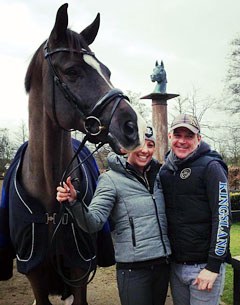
{"left": 68, "top": 153, "right": 171, "bottom": 263}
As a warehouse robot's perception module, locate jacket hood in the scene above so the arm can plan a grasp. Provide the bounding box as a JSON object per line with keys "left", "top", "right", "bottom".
{"left": 107, "top": 152, "right": 160, "bottom": 176}
{"left": 107, "top": 152, "right": 127, "bottom": 174}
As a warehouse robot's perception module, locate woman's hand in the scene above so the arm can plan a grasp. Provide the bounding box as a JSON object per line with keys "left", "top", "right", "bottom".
{"left": 56, "top": 176, "right": 77, "bottom": 203}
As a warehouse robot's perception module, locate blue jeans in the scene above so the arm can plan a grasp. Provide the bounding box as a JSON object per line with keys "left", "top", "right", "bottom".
{"left": 170, "top": 263, "right": 226, "bottom": 305}
{"left": 117, "top": 263, "right": 170, "bottom": 305}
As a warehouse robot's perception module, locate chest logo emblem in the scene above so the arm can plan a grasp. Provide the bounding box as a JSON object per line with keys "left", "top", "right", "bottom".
{"left": 180, "top": 168, "right": 191, "bottom": 179}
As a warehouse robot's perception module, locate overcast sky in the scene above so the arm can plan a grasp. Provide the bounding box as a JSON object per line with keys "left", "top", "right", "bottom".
{"left": 0, "top": 0, "right": 240, "bottom": 128}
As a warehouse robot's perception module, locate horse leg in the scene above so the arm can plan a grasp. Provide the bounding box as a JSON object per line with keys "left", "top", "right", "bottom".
{"left": 67, "top": 268, "right": 88, "bottom": 305}
{"left": 71, "top": 285, "right": 88, "bottom": 305}
{"left": 64, "top": 294, "right": 74, "bottom": 305}
{"left": 26, "top": 271, "right": 52, "bottom": 305}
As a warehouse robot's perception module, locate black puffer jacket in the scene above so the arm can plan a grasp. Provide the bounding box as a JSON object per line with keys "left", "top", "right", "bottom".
{"left": 159, "top": 141, "right": 230, "bottom": 273}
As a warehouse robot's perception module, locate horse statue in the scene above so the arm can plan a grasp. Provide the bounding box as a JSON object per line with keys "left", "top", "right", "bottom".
{"left": 150, "top": 60, "right": 167, "bottom": 93}
{"left": 0, "top": 3, "right": 146, "bottom": 305}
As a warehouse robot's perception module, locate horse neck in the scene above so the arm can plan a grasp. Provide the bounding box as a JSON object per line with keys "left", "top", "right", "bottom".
{"left": 22, "top": 105, "right": 74, "bottom": 208}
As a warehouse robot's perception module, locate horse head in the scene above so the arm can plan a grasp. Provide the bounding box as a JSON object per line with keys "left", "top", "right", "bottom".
{"left": 150, "top": 60, "right": 167, "bottom": 93}
{"left": 25, "top": 3, "right": 146, "bottom": 155}
{"left": 150, "top": 60, "right": 166, "bottom": 83}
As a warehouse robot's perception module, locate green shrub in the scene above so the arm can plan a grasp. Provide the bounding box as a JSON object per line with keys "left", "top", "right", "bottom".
{"left": 230, "top": 192, "right": 240, "bottom": 210}
{"left": 222, "top": 223, "right": 240, "bottom": 305}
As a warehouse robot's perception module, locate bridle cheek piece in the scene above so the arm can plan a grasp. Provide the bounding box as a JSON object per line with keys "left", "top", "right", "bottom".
{"left": 43, "top": 40, "right": 129, "bottom": 138}
{"left": 43, "top": 39, "right": 130, "bottom": 186}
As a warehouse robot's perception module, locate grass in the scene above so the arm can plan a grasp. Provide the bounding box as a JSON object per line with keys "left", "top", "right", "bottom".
{"left": 222, "top": 222, "right": 240, "bottom": 305}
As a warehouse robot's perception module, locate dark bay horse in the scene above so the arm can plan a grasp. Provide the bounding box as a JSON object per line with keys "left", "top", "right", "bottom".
{"left": 0, "top": 3, "right": 145, "bottom": 305}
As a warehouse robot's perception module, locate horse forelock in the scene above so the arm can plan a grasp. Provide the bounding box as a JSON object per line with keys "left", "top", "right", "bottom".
{"left": 67, "top": 29, "right": 89, "bottom": 51}
{"left": 50, "top": 29, "right": 90, "bottom": 53}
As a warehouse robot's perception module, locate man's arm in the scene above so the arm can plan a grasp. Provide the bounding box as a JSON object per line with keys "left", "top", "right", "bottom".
{"left": 194, "top": 160, "right": 230, "bottom": 290}
{"left": 205, "top": 161, "right": 230, "bottom": 273}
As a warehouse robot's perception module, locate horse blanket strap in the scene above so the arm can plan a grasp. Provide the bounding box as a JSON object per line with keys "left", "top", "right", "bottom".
{"left": 23, "top": 212, "right": 69, "bottom": 225}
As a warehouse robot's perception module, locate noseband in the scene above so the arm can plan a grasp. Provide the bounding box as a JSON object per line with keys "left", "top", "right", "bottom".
{"left": 44, "top": 40, "right": 129, "bottom": 138}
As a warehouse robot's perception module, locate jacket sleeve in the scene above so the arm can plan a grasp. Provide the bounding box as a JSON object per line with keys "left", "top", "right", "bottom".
{"left": 66, "top": 173, "right": 117, "bottom": 233}
{"left": 155, "top": 174, "right": 167, "bottom": 213}
{"left": 205, "top": 161, "right": 230, "bottom": 273}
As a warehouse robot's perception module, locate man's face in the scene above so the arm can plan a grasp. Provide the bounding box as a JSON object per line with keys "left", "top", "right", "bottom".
{"left": 127, "top": 140, "right": 155, "bottom": 172}
{"left": 169, "top": 127, "right": 201, "bottom": 159}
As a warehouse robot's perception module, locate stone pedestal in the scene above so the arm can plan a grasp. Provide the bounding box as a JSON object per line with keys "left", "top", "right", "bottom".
{"left": 141, "top": 93, "right": 179, "bottom": 163}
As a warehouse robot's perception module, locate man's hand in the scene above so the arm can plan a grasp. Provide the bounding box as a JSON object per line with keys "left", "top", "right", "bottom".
{"left": 193, "top": 268, "right": 218, "bottom": 291}
{"left": 56, "top": 176, "right": 77, "bottom": 203}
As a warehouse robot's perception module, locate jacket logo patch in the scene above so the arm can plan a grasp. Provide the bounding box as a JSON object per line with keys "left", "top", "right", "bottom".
{"left": 180, "top": 168, "right": 191, "bottom": 179}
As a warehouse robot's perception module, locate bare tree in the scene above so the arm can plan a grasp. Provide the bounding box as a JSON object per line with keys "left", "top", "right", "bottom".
{"left": 126, "top": 90, "right": 152, "bottom": 125}
{"left": 225, "top": 35, "right": 240, "bottom": 113}
{"left": 19, "top": 120, "right": 28, "bottom": 143}
{"left": 0, "top": 128, "right": 15, "bottom": 175}
{"left": 14, "top": 120, "right": 29, "bottom": 147}
{"left": 166, "top": 87, "right": 240, "bottom": 164}
{"left": 169, "top": 88, "right": 217, "bottom": 132}
{"left": 222, "top": 127, "right": 240, "bottom": 166}
{"left": 170, "top": 96, "right": 189, "bottom": 116}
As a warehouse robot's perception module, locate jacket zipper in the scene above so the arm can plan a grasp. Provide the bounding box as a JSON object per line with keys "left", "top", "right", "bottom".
{"left": 129, "top": 217, "right": 136, "bottom": 247}
{"left": 152, "top": 195, "right": 168, "bottom": 257}
{"left": 126, "top": 169, "right": 149, "bottom": 191}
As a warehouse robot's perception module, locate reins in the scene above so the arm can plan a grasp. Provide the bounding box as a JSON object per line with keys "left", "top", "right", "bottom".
{"left": 44, "top": 39, "right": 124, "bottom": 287}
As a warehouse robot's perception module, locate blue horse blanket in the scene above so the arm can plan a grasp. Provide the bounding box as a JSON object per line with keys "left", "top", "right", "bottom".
{"left": 0, "top": 138, "right": 114, "bottom": 280}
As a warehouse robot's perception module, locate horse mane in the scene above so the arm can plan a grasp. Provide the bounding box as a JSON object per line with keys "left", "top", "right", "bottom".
{"left": 25, "top": 30, "right": 89, "bottom": 93}
{"left": 25, "top": 42, "right": 45, "bottom": 93}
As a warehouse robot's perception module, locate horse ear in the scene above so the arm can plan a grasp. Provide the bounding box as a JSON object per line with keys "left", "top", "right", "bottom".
{"left": 161, "top": 60, "right": 164, "bottom": 67}
{"left": 50, "top": 3, "right": 69, "bottom": 43}
{"left": 80, "top": 13, "right": 100, "bottom": 46}
{"left": 155, "top": 60, "right": 158, "bottom": 66}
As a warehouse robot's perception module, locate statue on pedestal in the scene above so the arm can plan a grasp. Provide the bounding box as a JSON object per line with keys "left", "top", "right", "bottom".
{"left": 150, "top": 60, "right": 167, "bottom": 93}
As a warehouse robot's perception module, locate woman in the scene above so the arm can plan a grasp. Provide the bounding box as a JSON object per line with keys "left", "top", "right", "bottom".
{"left": 57, "top": 126, "right": 171, "bottom": 305}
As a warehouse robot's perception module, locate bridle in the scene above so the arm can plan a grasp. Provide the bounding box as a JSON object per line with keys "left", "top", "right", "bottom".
{"left": 43, "top": 39, "right": 127, "bottom": 286}
{"left": 43, "top": 39, "right": 130, "bottom": 182}
{"left": 43, "top": 39, "right": 129, "bottom": 138}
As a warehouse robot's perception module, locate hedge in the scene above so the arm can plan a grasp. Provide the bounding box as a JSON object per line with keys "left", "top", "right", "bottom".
{"left": 230, "top": 192, "right": 240, "bottom": 210}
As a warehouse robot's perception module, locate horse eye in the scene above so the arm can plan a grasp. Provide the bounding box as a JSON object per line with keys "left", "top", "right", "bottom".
{"left": 64, "top": 67, "right": 84, "bottom": 82}
{"left": 65, "top": 68, "right": 78, "bottom": 77}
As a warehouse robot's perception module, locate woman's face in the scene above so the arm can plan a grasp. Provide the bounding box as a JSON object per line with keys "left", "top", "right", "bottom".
{"left": 127, "top": 140, "right": 155, "bottom": 172}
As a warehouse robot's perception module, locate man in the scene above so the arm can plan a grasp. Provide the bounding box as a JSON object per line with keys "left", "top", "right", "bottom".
{"left": 159, "top": 114, "right": 230, "bottom": 305}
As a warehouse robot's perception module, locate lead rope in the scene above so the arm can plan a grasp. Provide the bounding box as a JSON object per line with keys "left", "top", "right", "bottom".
{"left": 51, "top": 137, "right": 105, "bottom": 287}
{"left": 44, "top": 42, "right": 125, "bottom": 287}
